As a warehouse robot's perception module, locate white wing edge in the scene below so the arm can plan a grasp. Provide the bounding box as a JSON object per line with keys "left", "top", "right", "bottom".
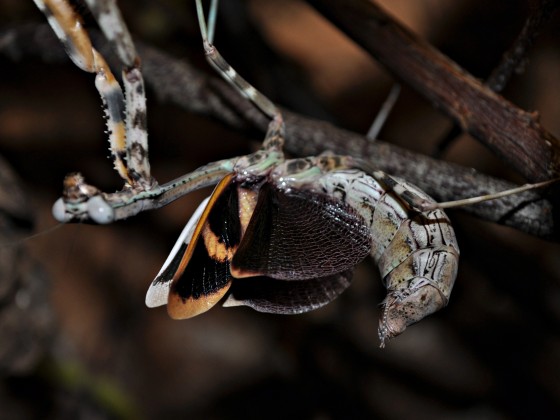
{"left": 145, "top": 196, "right": 211, "bottom": 308}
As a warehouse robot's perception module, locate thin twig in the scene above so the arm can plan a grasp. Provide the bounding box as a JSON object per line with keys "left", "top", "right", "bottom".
{"left": 305, "top": 0, "right": 560, "bottom": 182}
{"left": 434, "top": 0, "right": 560, "bottom": 157}
{"left": 366, "top": 84, "right": 401, "bottom": 141}
{"left": 487, "top": 0, "right": 560, "bottom": 92}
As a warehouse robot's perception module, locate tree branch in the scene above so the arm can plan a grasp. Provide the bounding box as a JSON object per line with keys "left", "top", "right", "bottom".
{"left": 0, "top": 24, "right": 557, "bottom": 239}
{"left": 306, "top": 0, "right": 560, "bottom": 182}
{"left": 435, "top": 0, "right": 560, "bottom": 157}
{"left": 487, "top": 0, "right": 560, "bottom": 92}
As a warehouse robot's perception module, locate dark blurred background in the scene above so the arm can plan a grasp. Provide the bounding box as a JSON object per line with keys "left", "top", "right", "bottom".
{"left": 1, "top": 0, "right": 560, "bottom": 418}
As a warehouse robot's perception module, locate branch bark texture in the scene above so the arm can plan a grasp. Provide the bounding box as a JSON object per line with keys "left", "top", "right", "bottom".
{"left": 306, "top": 0, "right": 560, "bottom": 182}
{"left": 0, "top": 24, "right": 557, "bottom": 239}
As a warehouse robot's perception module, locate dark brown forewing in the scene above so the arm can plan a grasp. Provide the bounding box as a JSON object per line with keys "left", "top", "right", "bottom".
{"left": 167, "top": 175, "right": 241, "bottom": 319}
{"left": 223, "top": 270, "right": 353, "bottom": 314}
{"left": 230, "top": 184, "right": 371, "bottom": 280}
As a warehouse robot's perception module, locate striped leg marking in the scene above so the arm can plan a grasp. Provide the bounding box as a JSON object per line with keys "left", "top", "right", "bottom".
{"left": 34, "top": 0, "right": 153, "bottom": 188}
{"left": 84, "top": 0, "right": 153, "bottom": 187}
{"left": 195, "top": 0, "right": 284, "bottom": 152}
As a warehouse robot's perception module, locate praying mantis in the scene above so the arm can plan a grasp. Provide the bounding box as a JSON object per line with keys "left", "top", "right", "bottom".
{"left": 32, "top": 0, "right": 558, "bottom": 347}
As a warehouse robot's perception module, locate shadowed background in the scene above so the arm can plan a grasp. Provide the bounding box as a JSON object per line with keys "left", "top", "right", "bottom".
{"left": 1, "top": 0, "right": 560, "bottom": 418}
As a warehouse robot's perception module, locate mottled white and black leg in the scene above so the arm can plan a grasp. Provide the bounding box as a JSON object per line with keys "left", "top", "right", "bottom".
{"left": 34, "top": 0, "right": 154, "bottom": 223}
{"left": 195, "top": 0, "right": 285, "bottom": 152}
{"left": 84, "top": 0, "right": 153, "bottom": 187}
{"left": 37, "top": 0, "right": 291, "bottom": 224}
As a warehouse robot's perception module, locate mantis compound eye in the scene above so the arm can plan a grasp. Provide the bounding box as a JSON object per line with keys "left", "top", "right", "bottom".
{"left": 87, "top": 196, "right": 115, "bottom": 224}
{"left": 52, "top": 198, "right": 72, "bottom": 223}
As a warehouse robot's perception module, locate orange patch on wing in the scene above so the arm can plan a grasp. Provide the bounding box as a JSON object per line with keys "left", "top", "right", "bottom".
{"left": 229, "top": 187, "right": 261, "bottom": 278}
{"left": 229, "top": 266, "right": 262, "bottom": 279}
{"left": 166, "top": 173, "right": 235, "bottom": 319}
{"left": 171, "top": 173, "right": 234, "bottom": 278}
{"left": 202, "top": 223, "right": 236, "bottom": 262}
{"left": 238, "top": 188, "right": 258, "bottom": 235}
{"left": 167, "top": 281, "right": 232, "bottom": 319}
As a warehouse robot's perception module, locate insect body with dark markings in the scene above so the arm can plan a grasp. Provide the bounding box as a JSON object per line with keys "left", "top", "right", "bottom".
{"left": 32, "top": 0, "right": 461, "bottom": 346}
{"left": 143, "top": 120, "right": 460, "bottom": 345}
{"left": 35, "top": 0, "right": 554, "bottom": 347}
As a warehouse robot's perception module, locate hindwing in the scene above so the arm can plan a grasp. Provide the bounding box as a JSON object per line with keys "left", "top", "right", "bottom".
{"left": 223, "top": 270, "right": 353, "bottom": 314}
{"left": 147, "top": 174, "right": 367, "bottom": 318}
{"left": 230, "top": 183, "right": 372, "bottom": 280}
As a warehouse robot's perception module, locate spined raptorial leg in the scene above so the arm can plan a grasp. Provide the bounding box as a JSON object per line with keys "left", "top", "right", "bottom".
{"left": 37, "top": 0, "right": 212, "bottom": 224}
{"left": 83, "top": 0, "right": 152, "bottom": 187}
{"left": 34, "top": 0, "right": 154, "bottom": 201}
{"left": 42, "top": 0, "right": 292, "bottom": 225}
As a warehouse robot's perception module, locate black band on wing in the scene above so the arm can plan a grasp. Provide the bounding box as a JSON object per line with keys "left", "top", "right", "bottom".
{"left": 167, "top": 175, "right": 240, "bottom": 319}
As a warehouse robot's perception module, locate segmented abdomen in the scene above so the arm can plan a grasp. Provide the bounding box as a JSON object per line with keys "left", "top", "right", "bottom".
{"left": 315, "top": 169, "right": 460, "bottom": 346}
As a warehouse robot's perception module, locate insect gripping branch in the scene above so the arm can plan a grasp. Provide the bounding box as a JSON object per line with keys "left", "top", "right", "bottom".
{"left": 36, "top": 0, "right": 559, "bottom": 348}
